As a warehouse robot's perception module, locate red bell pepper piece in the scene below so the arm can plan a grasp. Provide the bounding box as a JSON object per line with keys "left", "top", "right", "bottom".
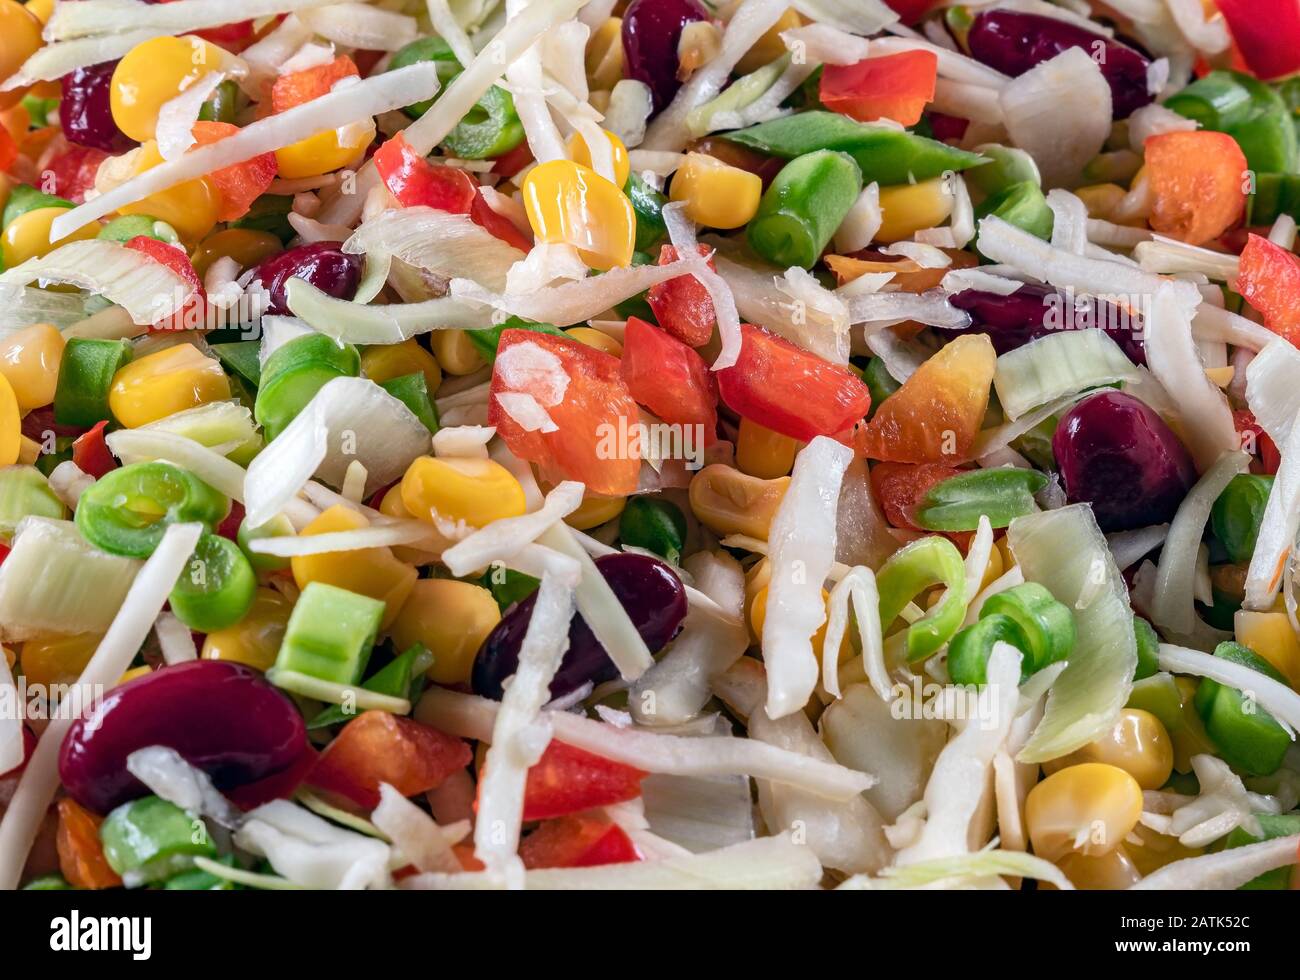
{"left": 1234, "top": 409, "right": 1281, "bottom": 476}
{"left": 271, "top": 55, "right": 360, "bottom": 113}
{"left": 620, "top": 316, "right": 717, "bottom": 443}
{"left": 126, "top": 236, "right": 206, "bottom": 332}
{"left": 71, "top": 421, "right": 117, "bottom": 479}
{"left": 492, "top": 140, "right": 535, "bottom": 178}
{"left": 870, "top": 462, "right": 966, "bottom": 532}
{"left": 471, "top": 191, "right": 534, "bottom": 252}
{"left": 1216, "top": 0, "right": 1300, "bottom": 81}
{"left": 820, "top": 50, "right": 938, "bottom": 127}
{"left": 307, "top": 710, "right": 472, "bottom": 811}
{"left": 41, "top": 145, "right": 108, "bottom": 204}
{"left": 191, "top": 121, "right": 278, "bottom": 222}
{"left": 646, "top": 244, "right": 716, "bottom": 347}
{"left": 489, "top": 329, "right": 642, "bottom": 495}
{"left": 519, "top": 741, "right": 646, "bottom": 821}
{"left": 715, "top": 323, "right": 873, "bottom": 442}
{"left": 884, "top": 0, "right": 939, "bottom": 25}
{"left": 518, "top": 815, "right": 641, "bottom": 870}
{"left": 1236, "top": 233, "right": 1300, "bottom": 347}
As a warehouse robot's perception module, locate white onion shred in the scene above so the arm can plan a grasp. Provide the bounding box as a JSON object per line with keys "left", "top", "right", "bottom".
{"left": 834, "top": 183, "right": 882, "bottom": 254}
{"left": 344, "top": 208, "right": 524, "bottom": 292}
{"left": 822, "top": 566, "right": 886, "bottom": 701}
{"left": 1159, "top": 644, "right": 1300, "bottom": 735}
{"left": 662, "top": 203, "right": 743, "bottom": 370}
{"left": 371, "top": 784, "right": 462, "bottom": 873}
{"left": 1132, "top": 833, "right": 1300, "bottom": 890}
{"left": 156, "top": 71, "right": 226, "bottom": 161}
{"left": 442, "top": 482, "right": 584, "bottom": 578}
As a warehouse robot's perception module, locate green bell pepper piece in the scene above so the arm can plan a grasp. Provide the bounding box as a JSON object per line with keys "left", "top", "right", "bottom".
{"left": 1212, "top": 474, "right": 1274, "bottom": 565}
{"left": 442, "top": 82, "right": 525, "bottom": 160}
{"left": 210, "top": 340, "right": 263, "bottom": 388}
{"left": 75, "top": 461, "right": 230, "bottom": 558}
{"left": 947, "top": 613, "right": 1033, "bottom": 686}
{"left": 619, "top": 497, "right": 687, "bottom": 564}
{"left": 1166, "top": 70, "right": 1298, "bottom": 174}
{"left": 975, "top": 180, "right": 1054, "bottom": 244}
{"left": 1250, "top": 172, "right": 1300, "bottom": 226}
{"left": 466, "top": 316, "right": 567, "bottom": 365}
{"left": 53, "top": 338, "right": 132, "bottom": 427}
{"left": 1194, "top": 641, "right": 1291, "bottom": 777}
{"left": 197, "top": 79, "right": 241, "bottom": 125}
{"left": 914, "top": 467, "right": 1048, "bottom": 532}
{"left": 1223, "top": 813, "right": 1300, "bottom": 889}
{"left": 748, "top": 149, "right": 863, "bottom": 269}
{"left": 627, "top": 172, "right": 669, "bottom": 253}
{"left": 1125, "top": 671, "right": 1185, "bottom": 734}
{"left": 1133, "top": 615, "right": 1160, "bottom": 681}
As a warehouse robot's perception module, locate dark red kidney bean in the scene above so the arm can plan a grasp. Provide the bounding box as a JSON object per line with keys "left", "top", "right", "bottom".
{"left": 622, "top": 0, "right": 711, "bottom": 114}
{"left": 473, "top": 553, "right": 688, "bottom": 701}
{"left": 1053, "top": 391, "right": 1197, "bottom": 532}
{"left": 966, "top": 10, "right": 1154, "bottom": 119}
{"left": 59, "top": 61, "right": 136, "bottom": 153}
{"left": 250, "top": 241, "right": 364, "bottom": 316}
{"left": 59, "top": 660, "right": 307, "bottom": 813}
{"left": 949, "top": 285, "right": 1146, "bottom": 365}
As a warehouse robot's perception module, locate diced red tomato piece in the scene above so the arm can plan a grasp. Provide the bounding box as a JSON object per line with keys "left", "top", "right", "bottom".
{"left": 884, "top": 0, "right": 938, "bottom": 24}
{"left": 518, "top": 816, "right": 641, "bottom": 870}
{"left": 492, "top": 140, "right": 534, "bottom": 178}
{"left": 519, "top": 741, "right": 646, "bottom": 821}
{"left": 375, "top": 132, "right": 477, "bottom": 212}
{"left": 155, "top": 0, "right": 256, "bottom": 51}
{"left": 226, "top": 743, "right": 317, "bottom": 811}
{"left": 271, "top": 55, "right": 360, "bottom": 113}
{"left": 191, "top": 121, "right": 278, "bottom": 222}
{"left": 647, "top": 244, "right": 716, "bottom": 347}
{"left": 620, "top": 316, "right": 717, "bottom": 443}
{"left": 71, "top": 420, "right": 117, "bottom": 479}
{"left": 40, "top": 145, "right": 107, "bottom": 203}
{"left": 1216, "top": 0, "right": 1300, "bottom": 81}
{"left": 489, "top": 329, "right": 642, "bottom": 495}
{"left": 471, "top": 190, "right": 533, "bottom": 252}
{"left": 1234, "top": 408, "right": 1282, "bottom": 476}
{"left": 55, "top": 799, "right": 121, "bottom": 890}
{"left": 1236, "top": 233, "right": 1300, "bottom": 348}
{"left": 1145, "top": 131, "right": 1248, "bottom": 247}
{"left": 820, "top": 50, "right": 938, "bottom": 127}
{"left": 308, "top": 710, "right": 472, "bottom": 811}
{"left": 125, "top": 235, "right": 206, "bottom": 332}
{"left": 715, "top": 323, "right": 872, "bottom": 442}
{"left": 453, "top": 842, "right": 486, "bottom": 871}
{"left": 871, "top": 462, "right": 966, "bottom": 531}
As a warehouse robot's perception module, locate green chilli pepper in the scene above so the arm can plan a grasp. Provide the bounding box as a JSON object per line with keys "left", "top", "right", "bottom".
{"left": 1211, "top": 474, "right": 1274, "bottom": 566}
{"left": 169, "top": 532, "right": 257, "bottom": 632}
{"left": 876, "top": 535, "right": 968, "bottom": 662}
{"left": 947, "top": 613, "right": 1033, "bottom": 686}
{"left": 97, "top": 214, "right": 180, "bottom": 245}
{"left": 619, "top": 497, "right": 688, "bottom": 564}
{"left": 307, "top": 644, "right": 433, "bottom": 729}
{"left": 914, "top": 467, "right": 1048, "bottom": 532}
{"left": 100, "top": 796, "right": 218, "bottom": 884}
{"left": 1166, "top": 70, "right": 1298, "bottom": 174}
{"left": 378, "top": 372, "right": 440, "bottom": 435}
{"left": 254, "top": 333, "right": 360, "bottom": 440}
{"left": 627, "top": 173, "right": 669, "bottom": 253}
{"left": 1194, "top": 642, "right": 1291, "bottom": 777}
{"left": 75, "top": 461, "right": 230, "bottom": 558}
{"left": 748, "top": 149, "right": 863, "bottom": 269}
{"left": 197, "top": 79, "right": 241, "bottom": 125}
{"left": 725, "top": 111, "right": 987, "bottom": 186}
{"left": 53, "top": 338, "right": 132, "bottom": 427}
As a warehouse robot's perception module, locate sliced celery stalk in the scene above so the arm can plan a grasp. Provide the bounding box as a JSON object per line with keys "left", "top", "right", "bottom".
{"left": 0, "top": 465, "right": 66, "bottom": 540}
{"left": 268, "top": 582, "right": 383, "bottom": 691}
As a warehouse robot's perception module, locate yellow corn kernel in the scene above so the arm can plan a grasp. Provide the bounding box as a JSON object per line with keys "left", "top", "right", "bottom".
{"left": 201, "top": 588, "right": 292, "bottom": 672}
{"left": 978, "top": 541, "right": 1005, "bottom": 594}
{"left": 25, "top": 0, "right": 55, "bottom": 23}
{"left": 429, "top": 329, "right": 484, "bottom": 376}
{"left": 564, "top": 326, "right": 623, "bottom": 357}
{"left": 116, "top": 141, "right": 221, "bottom": 243}
{"left": 0, "top": 0, "right": 43, "bottom": 110}
{"left": 191, "top": 228, "right": 282, "bottom": 279}
{"left": 117, "top": 665, "right": 153, "bottom": 685}
{"left": 17, "top": 435, "right": 40, "bottom": 465}
{"left": 523, "top": 160, "right": 636, "bottom": 270}
{"left": 735, "top": 417, "right": 798, "bottom": 480}
{"left": 1054, "top": 846, "right": 1143, "bottom": 890}
{"left": 996, "top": 536, "right": 1015, "bottom": 574}
{"left": 19, "top": 632, "right": 103, "bottom": 689}
{"left": 108, "top": 344, "right": 231, "bottom": 429}
{"left": 564, "top": 491, "right": 626, "bottom": 530}
{"left": 401, "top": 456, "right": 527, "bottom": 529}
{"left": 110, "top": 35, "right": 226, "bottom": 142}
{"left": 744, "top": 556, "right": 771, "bottom": 628}
{"left": 689, "top": 464, "right": 789, "bottom": 540}
{"left": 736, "top": 7, "right": 803, "bottom": 75}
{"left": 0, "top": 323, "right": 64, "bottom": 413}
{"left": 585, "top": 17, "right": 624, "bottom": 92}
{"left": 1074, "top": 183, "right": 1128, "bottom": 221}
{"left": 379, "top": 483, "right": 444, "bottom": 563}
{"left": 290, "top": 506, "right": 417, "bottom": 630}
{"left": 391, "top": 579, "right": 501, "bottom": 685}
{"left": 876, "top": 178, "right": 956, "bottom": 244}
{"left": 1024, "top": 763, "right": 1144, "bottom": 861}
{"left": 669, "top": 152, "right": 763, "bottom": 230}
{"left": 275, "top": 120, "right": 376, "bottom": 180}
{"left": 1234, "top": 609, "right": 1300, "bottom": 690}
{"left": 750, "top": 586, "right": 845, "bottom": 660}
{"left": 567, "top": 129, "right": 631, "bottom": 190}
{"left": 1, "top": 206, "right": 99, "bottom": 269}
{"left": 360, "top": 339, "right": 442, "bottom": 396}
{"left": 1171, "top": 675, "right": 1218, "bottom": 773}
{"left": 1125, "top": 821, "right": 1203, "bottom": 876}
{"left": 0, "top": 373, "right": 20, "bottom": 467}
{"left": 1043, "top": 708, "right": 1174, "bottom": 791}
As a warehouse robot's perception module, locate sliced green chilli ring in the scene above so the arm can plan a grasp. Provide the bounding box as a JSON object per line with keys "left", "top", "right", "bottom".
{"left": 75, "top": 461, "right": 230, "bottom": 558}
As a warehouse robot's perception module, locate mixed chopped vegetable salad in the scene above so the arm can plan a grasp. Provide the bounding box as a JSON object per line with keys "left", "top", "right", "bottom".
{"left": 2, "top": 0, "right": 1300, "bottom": 893}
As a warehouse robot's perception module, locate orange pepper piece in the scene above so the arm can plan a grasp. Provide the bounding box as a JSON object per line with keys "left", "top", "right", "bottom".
{"left": 1145, "top": 131, "right": 1248, "bottom": 247}
{"left": 55, "top": 799, "right": 122, "bottom": 890}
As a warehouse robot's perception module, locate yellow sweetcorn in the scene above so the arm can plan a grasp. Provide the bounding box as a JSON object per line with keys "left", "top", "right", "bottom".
{"left": 19, "top": 632, "right": 103, "bottom": 688}
{"left": 1171, "top": 675, "right": 1218, "bottom": 773}
{"left": 379, "top": 483, "right": 447, "bottom": 563}
{"left": 1124, "top": 822, "right": 1204, "bottom": 876}
{"left": 735, "top": 417, "right": 798, "bottom": 480}
{"left": 523, "top": 160, "right": 636, "bottom": 270}
{"left": 0, "top": 373, "right": 21, "bottom": 467}
{"left": 361, "top": 339, "right": 442, "bottom": 395}
{"left": 201, "top": 588, "right": 293, "bottom": 672}
{"left": 978, "top": 541, "right": 1005, "bottom": 594}
{"left": 24, "top": 0, "right": 55, "bottom": 23}
{"left": 1074, "top": 183, "right": 1128, "bottom": 221}
{"left": 1053, "top": 848, "right": 1142, "bottom": 890}
{"left": 750, "top": 585, "right": 846, "bottom": 661}
{"left": 109, "top": 344, "right": 231, "bottom": 428}
{"left": 191, "top": 228, "right": 282, "bottom": 279}
{"left": 564, "top": 491, "right": 626, "bottom": 530}
{"left": 1, "top": 206, "right": 99, "bottom": 268}
{"left": 117, "top": 666, "right": 153, "bottom": 685}
{"left": 585, "top": 17, "right": 624, "bottom": 92}
{"left": 1042, "top": 709, "right": 1174, "bottom": 791}
{"left": 115, "top": 141, "right": 221, "bottom": 243}
{"left": 567, "top": 129, "right": 631, "bottom": 190}
{"left": 110, "top": 35, "right": 227, "bottom": 143}
{"left": 0, "top": 0, "right": 43, "bottom": 110}
{"left": 736, "top": 7, "right": 802, "bottom": 75}
{"left": 668, "top": 152, "right": 762, "bottom": 230}
{"left": 564, "top": 326, "right": 623, "bottom": 357}
{"left": 876, "top": 179, "right": 955, "bottom": 244}
{"left": 276, "top": 121, "right": 375, "bottom": 180}
{"left": 290, "top": 506, "right": 417, "bottom": 630}
{"left": 401, "top": 456, "right": 527, "bottom": 529}
{"left": 0, "top": 323, "right": 64, "bottom": 413}
{"left": 429, "top": 329, "right": 484, "bottom": 376}
{"left": 1234, "top": 608, "right": 1300, "bottom": 690}
{"left": 390, "top": 579, "right": 501, "bottom": 685}
{"left": 17, "top": 435, "right": 40, "bottom": 465}
{"left": 1024, "top": 763, "right": 1144, "bottom": 861}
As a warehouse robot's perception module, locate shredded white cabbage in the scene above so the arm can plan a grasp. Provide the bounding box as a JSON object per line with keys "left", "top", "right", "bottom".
{"left": 344, "top": 208, "right": 524, "bottom": 292}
